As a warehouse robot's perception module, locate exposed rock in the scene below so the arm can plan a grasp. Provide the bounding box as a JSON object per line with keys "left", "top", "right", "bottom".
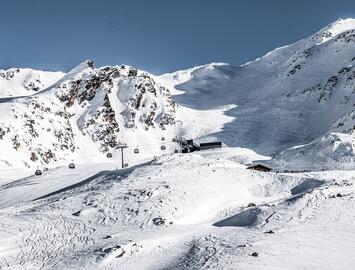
{"left": 251, "top": 252, "right": 259, "bottom": 257}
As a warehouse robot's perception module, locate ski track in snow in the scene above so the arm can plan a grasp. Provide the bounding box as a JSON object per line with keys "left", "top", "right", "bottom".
{"left": 0, "top": 212, "right": 95, "bottom": 269}
{"left": 18, "top": 214, "right": 94, "bottom": 269}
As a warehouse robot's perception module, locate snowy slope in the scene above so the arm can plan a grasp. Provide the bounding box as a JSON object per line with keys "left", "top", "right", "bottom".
{"left": 0, "top": 149, "right": 354, "bottom": 269}
{"left": 158, "top": 18, "right": 355, "bottom": 161}
{"left": 266, "top": 110, "right": 355, "bottom": 170}
{"left": 0, "top": 68, "right": 64, "bottom": 97}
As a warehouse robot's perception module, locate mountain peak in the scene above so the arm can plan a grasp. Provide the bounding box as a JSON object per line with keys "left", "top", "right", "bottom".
{"left": 313, "top": 18, "right": 355, "bottom": 44}
{"left": 67, "top": 60, "right": 94, "bottom": 75}
{"left": 328, "top": 18, "right": 355, "bottom": 32}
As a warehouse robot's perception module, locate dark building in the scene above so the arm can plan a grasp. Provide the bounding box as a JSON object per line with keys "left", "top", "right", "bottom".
{"left": 247, "top": 164, "right": 272, "bottom": 172}
{"left": 199, "top": 142, "right": 222, "bottom": 150}
{"left": 178, "top": 139, "right": 200, "bottom": 153}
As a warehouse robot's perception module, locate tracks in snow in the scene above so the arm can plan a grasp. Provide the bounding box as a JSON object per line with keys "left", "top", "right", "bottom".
{"left": 16, "top": 213, "right": 94, "bottom": 269}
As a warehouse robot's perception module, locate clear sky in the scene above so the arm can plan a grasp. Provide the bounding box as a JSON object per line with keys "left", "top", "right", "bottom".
{"left": 1, "top": 0, "right": 355, "bottom": 74}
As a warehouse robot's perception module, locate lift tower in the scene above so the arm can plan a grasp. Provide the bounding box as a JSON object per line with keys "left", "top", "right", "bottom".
{"left": 116, "top": 143, "right": 128, "bottom": 169}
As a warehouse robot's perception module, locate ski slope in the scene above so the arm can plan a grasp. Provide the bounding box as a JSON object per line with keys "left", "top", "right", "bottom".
{"left": 0, "top": 148, "right": 354, "bottom": 269}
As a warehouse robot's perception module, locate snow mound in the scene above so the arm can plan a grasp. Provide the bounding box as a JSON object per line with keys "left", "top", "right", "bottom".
{"left": 268, "top": 132, "right": 355, "bottom": 170}
{"left": 268, "top": 109, "right": 355, "bottom": 170}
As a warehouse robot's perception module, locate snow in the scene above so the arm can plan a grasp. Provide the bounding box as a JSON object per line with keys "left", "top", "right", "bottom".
{"left": 0, "top": 18, "right": 355, "bottom": 269}
{"left": 0, "top": 68, "right": 64, "bottom": 98}
{"left": 0, "top": 163, "right": 117, "bottom": 208}
{"left": 314, "top": 18, "right": 355, "bottom": 44}
{"left": 0, "top": 148, "right": 354, "bottom": 269}
{"left": 267, "top": 132, "right": 355, "bottom": 171}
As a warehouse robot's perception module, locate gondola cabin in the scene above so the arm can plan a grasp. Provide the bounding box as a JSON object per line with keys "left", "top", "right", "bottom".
{"left": 68, "top": 163, "right": 75, "bottom": 169}
{"left": 247, "top": 164, "right": 272, "bottom": 172}
{"left": 35, "top": 169, "right": 42, "bottom": 176}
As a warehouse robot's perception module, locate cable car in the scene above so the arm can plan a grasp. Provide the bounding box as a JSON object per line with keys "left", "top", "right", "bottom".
{"left": 134, "top": 147, "right": 139, "bottom": 154}
{"left": 68, "top": 162, "right": 75, "bottom": 169}
{"left": 106, "top": 152, "right": 113, "bottom": 158}
{"left": 161, "top": 136, "right": 165, "bottom": 141}
{"left": 161, "top": 145, "right": 166, "bottom": 151}
{"left": 35, "top": 169, "right": 42, "bottom": 176}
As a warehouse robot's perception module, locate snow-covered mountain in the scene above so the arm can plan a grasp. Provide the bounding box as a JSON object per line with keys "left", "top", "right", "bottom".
{"left": 0, "top": 18, "right": 354, "bottom": 170}
{"left": 159, "top": 18, "right": 355, "bottom": 169}
{"left": 0, "top": 61, "right": 178, "bottom": 169}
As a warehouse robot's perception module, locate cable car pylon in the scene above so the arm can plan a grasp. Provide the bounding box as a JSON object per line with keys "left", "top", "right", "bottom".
{"left": 116, "top": 143, "right": 128, "bottom": 169}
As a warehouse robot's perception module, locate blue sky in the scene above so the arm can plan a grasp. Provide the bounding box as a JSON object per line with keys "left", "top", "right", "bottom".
{"left": 1, "top": 0, "right": 355, "bottom": 74}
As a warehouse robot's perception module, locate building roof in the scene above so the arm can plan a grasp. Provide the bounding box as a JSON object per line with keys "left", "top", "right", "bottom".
{"left": 246, "top": 164, "right": 273, "bottom": 171}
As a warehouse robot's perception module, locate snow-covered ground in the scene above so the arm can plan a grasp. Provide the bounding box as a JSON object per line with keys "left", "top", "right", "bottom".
{"left": 0, "top": 148, "right": 354, "bottom": 269}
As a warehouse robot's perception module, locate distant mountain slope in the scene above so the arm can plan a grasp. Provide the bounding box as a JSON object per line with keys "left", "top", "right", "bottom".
{"left": 159, "top": 18, "right": 355, "bottom": 160}
{"left": 0, "top": 68, "right": 64, "bottom": 97}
